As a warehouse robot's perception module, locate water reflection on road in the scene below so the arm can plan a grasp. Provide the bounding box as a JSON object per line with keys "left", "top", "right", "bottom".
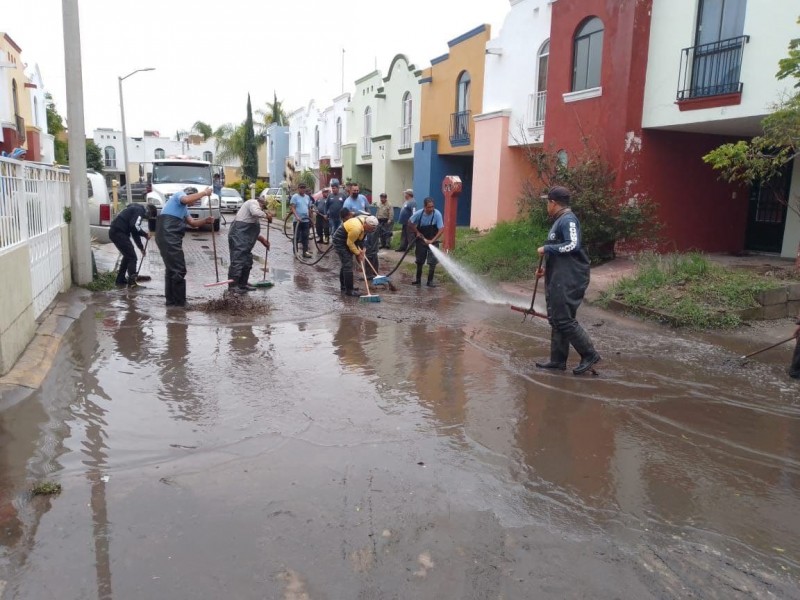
{"left": 1, "top": 250, "right": 798, "bottom": 598}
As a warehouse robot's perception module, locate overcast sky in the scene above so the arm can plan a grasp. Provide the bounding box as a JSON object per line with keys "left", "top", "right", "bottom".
{"left": 4, "top": 0, "right": 509, "bottom": 138}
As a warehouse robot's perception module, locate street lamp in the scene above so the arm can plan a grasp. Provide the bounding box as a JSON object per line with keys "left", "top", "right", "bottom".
{"left": 118, "top": 67, "right": 155, "bottom": 206}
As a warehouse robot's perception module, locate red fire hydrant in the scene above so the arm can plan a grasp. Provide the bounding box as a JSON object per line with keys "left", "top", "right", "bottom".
{"left": 442, "top": 175, "right": 462, "bottom": 251}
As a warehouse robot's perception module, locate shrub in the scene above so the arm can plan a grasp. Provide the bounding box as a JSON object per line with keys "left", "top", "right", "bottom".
{"left": 519, "top": 144, "right": 661, "bottom": 263}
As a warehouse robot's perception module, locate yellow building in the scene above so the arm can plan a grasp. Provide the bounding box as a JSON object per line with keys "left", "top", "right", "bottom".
{"left": 0, "top": 32, "right": 45, "bottom": 161}
{"left": 414, "top": 25, "right": 490, "bottom": 226}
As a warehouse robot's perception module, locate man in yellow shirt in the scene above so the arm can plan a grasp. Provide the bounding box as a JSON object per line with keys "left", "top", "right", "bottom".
{"left": 331, "top": 214, "right": 379, "bottom": 296}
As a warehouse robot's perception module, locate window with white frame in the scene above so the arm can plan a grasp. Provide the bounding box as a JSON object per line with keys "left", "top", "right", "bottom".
{"left": 532, "top": 40, "right": 549, "bottom": 127}
{"left": 203, "top": 151, "right": 213, "bottom": 162}
{"left": 154, "top": 148, "right": 165, "bottom": 159}
{"left": 456, "top": 71, "right": 471, "bottom": 113}
{"left": 363, "top": 107, "right": 372, "bottom": 156}
{"left": 400, "top": 92, "right": 412, "bottom": 149}
{"left": 104, "top": 146, "right": 116, "bottom": 169}
{"left": 572, "top": 17, "right": 604, "bottom": 91}
{"left": 335, "top": 117, "right": 342, "bottom": 160}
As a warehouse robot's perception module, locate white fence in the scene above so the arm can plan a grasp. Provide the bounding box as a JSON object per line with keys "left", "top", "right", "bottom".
{"left": 0, "top": 157, "right": 69, "bottom": 317}
{"left": 526, "top": 90, "right": 547, "bottom": 131}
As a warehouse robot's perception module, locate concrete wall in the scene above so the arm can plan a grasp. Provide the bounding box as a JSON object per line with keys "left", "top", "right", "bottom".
{"left": 0, "top": 245, "right": 35, "bottom": 375}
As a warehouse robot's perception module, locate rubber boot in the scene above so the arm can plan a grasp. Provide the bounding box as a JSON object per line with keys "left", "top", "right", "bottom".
{"left": 412, "top": 263, "right": 423, "bottom": 285}
{"left": 570, "top": 325, "right": 601, "bottom": 375}
{"left": 426, "top": 265, "right": 437, "bottom": 287}
{"left": 240, "top": 267, "right": 256, "bottom": 291}
{"left": 339, "top": 268, "right": 346, "bottom": 292}
{"left": 343, "top": 271, "right": 360, "bottom": 296}
{"left": 790, "top": 339, "right": 800, "bottom": 379}
{"left": 536, "top": 329, "right": 568, "bottom": 370}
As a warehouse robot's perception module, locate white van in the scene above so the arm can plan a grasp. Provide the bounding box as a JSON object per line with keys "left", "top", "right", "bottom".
{"left": 86, "top": 170, "right": 113, "bottom": 243}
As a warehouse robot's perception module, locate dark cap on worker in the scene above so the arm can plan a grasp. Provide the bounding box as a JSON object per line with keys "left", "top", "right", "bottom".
{"left": 547, "top": 186, "right": 571, "bottom": 204}
{"left": 330, "top": 178, "right": 340, "bottom": 186}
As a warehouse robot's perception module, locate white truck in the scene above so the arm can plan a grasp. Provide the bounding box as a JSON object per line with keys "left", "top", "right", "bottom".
{"left": 144, "top": 157, "right": 221, "bottom": 231}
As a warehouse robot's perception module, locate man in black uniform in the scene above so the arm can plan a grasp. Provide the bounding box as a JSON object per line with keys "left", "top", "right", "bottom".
{"left": 535, "top": 186, "right": 601, "bottom": 375}
{"left": 109, "top": 203, "right": 156, "bottom": 287}
{"left": 155, "top": 186, "right": 214, "bottom": 307}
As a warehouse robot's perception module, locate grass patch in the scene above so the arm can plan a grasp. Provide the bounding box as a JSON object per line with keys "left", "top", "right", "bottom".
{"left": 83, "top": 270, "right": 119, "bottom": 292}
{"left": 598, "top": 252, "right": 785, "bottom": 329}
{"left": 31, "top": 481, "right": 62, "bottom": 496}
{"left": 450, "top": 220, "right": 549, "bottom": 281}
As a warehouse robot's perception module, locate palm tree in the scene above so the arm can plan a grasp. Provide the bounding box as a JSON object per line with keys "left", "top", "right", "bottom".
{"left": 256, "top": 91, "right": 289, "bottom": 130}
{"left": 213, "top": 123, "right": 246, "bottom": 164}
{"left": 192, "top": 121, "right": 213, "bottom": 141}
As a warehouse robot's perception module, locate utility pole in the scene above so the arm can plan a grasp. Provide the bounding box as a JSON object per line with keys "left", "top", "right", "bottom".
{"left": 62, "top": 0, "right": 92, "bottom": 284}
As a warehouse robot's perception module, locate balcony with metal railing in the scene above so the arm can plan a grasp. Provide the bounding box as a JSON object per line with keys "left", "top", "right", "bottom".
{"left": 398, "top": 124, "right": 412, "bottom": 151}
{"left": 333, "top": 143, "right": 342, "bottom": 162}
{"left": 450, "top": 111, "right": 471, "bottom": 147}
{"left": 361, "top": 136, "right": 372, "bottom": 158}
{"left": 312, "top": 147, "right": 319, "bottom": 164}
{"left": 526, "top": 91, "right": 547, "bottom": 133}
{"left": 294, "top": 151, "right": 301, "bottom": 167}
{"left": 677, "top": 35, "right": 749, "bottom": 101}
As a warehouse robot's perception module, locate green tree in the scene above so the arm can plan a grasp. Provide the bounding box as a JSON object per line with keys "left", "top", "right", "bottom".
{"left": 256, "top": 91, "right": 288, "bottom": 131}
{"left": 213, "top": 122, "right": 246, "bottom": 164}
{"left": 703, "top": 18, "right": 800, "bottom": 267}
{"left": 242, "top": 94, "right": 258, "bottom": 180}
{"left": 85, "top": 139, "right": 104, "bottom": 172}
{"left": 45, "top": 93, "right": 69, "bottom": 164}
{"left": 192, "top": 120, "right": 213, "bottom": 140}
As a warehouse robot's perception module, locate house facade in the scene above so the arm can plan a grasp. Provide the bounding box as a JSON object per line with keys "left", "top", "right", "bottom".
{"left": 345, "top": 69, "right": 382, "bottom": 193}
{"left": 474, "top": 0, "right": 798, "bottom": 257}
{"left": 414, "top": 25, "right": 491, "bottom": 226}
{"left": 472, "top": 0, "right": 552, "bottom": 230}
{"left": 0, "top": 33, "right": 49, "bottom": 163}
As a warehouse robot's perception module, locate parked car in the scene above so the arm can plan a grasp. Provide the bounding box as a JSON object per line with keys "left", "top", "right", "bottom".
{"left": 86, "top": 170, "right": 112, "bottom": 243}
{"left": 258, "top": 186, "right": 283, "bottom": 201}
{"left": 219, "top": 187, "right": 244, "bottom": 212}
{"left": 118, "top": 181, "right": 148, "bottom": 201}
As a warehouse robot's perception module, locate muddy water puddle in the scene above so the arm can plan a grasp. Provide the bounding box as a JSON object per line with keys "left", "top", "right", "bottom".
{"left": 1, "top": 268, "right": 799, "bottom": 597}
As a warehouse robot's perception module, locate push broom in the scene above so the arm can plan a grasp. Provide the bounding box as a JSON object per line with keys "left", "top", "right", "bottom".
{"left": 135, "top": 237, "right": 152, "bottom": 282}
{"left": 254, "top": 219, "right": 274, "bottom": 289}
{"left": 358, "top": 258, "right": 381, "bottom": 303}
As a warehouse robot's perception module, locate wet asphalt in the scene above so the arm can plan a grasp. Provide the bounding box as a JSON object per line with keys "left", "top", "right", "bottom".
{"left": 0, "top": 223, "right": 798, "bottom": 599}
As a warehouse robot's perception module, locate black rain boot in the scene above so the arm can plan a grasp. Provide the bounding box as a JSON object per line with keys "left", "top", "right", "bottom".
{"left": 426, "top": 265, "right": 437, "bottom": 287}
{"left": 343, "top": 272, "right": 360, "bottom": 296}
{"left": 570, "top": 325, "right": 601, "bottom": 375}
{"left": 412, "top": 264, "right": 423, "bottom": 285}
{"left": 240, "top": 267, "right": 256, "bottom": 291}
{"left": 339, "top": 268, "right": 346, "bottom": 292}
{"left": 789, "top": 339, "right": 800, "bottom": 379}
{"left": 536, "top": 329, "right": 568, "bottom": 370}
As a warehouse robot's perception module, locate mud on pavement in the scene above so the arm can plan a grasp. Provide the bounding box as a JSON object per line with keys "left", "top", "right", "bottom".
{"left": 0, "top": 225, "right": 798, "bottom": 599}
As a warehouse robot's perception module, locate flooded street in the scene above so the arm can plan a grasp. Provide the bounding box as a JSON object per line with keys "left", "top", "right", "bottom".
{"left": 1, "top": 229, "right": 799, "bottom": 599}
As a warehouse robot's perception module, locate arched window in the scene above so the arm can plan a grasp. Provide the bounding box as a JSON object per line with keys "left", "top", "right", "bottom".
{"left": 203, "top": 151, "right": 213, "bottom": 162}
{"left": 456, "top": 71, "right": 471, "bottom": 113}
{"left": 534, "top": 40, "right": 550, "bottom": 127}
{"left": 104, "top": 146, "right": 116, "bottom": 169}
{"left": 401, "top": 92, "right": 412, "bottom": 149}
{"left": 572, "top": 17, "right": 604, "bottom": 91}
{"left": 297, "top": 132, "right": 302, "bottom": 152}
{"left": 154, "top": 148, "right": 165, "bottom": 159}
{"left": 12, "top": 79, "right": 19, "bottom": 115}
{"left": 335, "top": 117, "right": 342, "bottom": 160}
{"left": 363, "top": 107, "right": 372, "bottom": 156}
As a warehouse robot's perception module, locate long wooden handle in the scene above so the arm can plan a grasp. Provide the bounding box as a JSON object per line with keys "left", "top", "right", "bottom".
{"left": 529, "top": 254, "right": 544, "bottom": 313}
{"left": 359, "top": 257, "right": 372, "bottom": 296}
{"left": 739, "top": 336, "right": 796, "bottom": 360}
{"left": 210, "top": 220, "right": 219, "bottom": 282}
